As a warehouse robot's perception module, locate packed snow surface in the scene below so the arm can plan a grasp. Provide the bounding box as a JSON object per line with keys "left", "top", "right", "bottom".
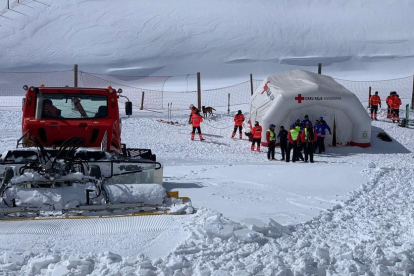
{"left": 0, "top": 107, "right": 414, "bottom": 275}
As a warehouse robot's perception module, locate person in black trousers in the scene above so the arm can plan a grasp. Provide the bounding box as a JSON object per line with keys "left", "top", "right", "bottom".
{"left": 301, "top": 122, "right": 317, "bottom": 163}
{"left": 277, "top": 125, "right": 288, "bottom": 161}
{"left": 266, "top": 124, "right": 276, "bottom": 160}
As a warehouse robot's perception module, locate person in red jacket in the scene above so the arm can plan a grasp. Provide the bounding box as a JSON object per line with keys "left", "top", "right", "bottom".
{"left": 188, "top": 104, "right": 198, "bottom": 124}
{"left": 42, "top": 99, "right": 62, "bottom": 118}
{"left": 301, "top": 122, "right": 317, "bottom": 163}
{"left": 191, "top": 110, "right": 205, "bottom": 141}
{"left": 251, "top": 121, "right": 262, "bottom": 152}
{"left": 386, "top": 92, "right": 394, "bottom": 118}
{"left": 232, "top": 110, "right": 245, "bottom": 139}
{"left": 390, "top": 94, "right": 402, "bottom": 123}
{"left": 369, "top": 91, "right": 381, "bottom": 121}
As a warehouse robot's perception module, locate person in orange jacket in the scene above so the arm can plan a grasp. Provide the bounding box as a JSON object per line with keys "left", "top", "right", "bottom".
{"left": 188, "top": 104, "right": 198, "bottom": 124}
{"left": 191, "top": 110, "right": 205, "bottom": 141}
{"left": 251, "top": 121, "right": 262, "bottom": 152}
{"left": 232, "top": 110, "right": 245, "bottom": 139}
{"left": 369, "top": 91, "right": 381, "bottom": 121}
{"left": 301, "top": 122, "right": 318, "bottom": 163}
{"left": 386, "top": 92, "right": 394, "bottom": 118}
{"left": 390, "top": 94, "right": 402, "bottom": 123}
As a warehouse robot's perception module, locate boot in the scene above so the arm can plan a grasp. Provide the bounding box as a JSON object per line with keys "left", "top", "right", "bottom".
{"left": 239, "top": 133, "right": 242, "bottom": 139}
{"left": 191, "top": 133, "right": 195, "bottom": 141}
{"left": 257, "top": 146, "right": 261, "bottom": 152}
{"left": 199, "top": 134, "right": 205, "bottom": 141}
{"left": 231, "top": 132, "right": 236, "bottom": 138}
{"left": 251, "top": 145, "right": 255, "bottom": 151}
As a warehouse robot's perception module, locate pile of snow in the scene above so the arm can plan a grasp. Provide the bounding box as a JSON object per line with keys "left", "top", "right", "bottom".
{"left": 2, "top": 180, "right": 414, "bottom": 276}
{"left": 1, "top": 108, "right": 414, "bottom": 275}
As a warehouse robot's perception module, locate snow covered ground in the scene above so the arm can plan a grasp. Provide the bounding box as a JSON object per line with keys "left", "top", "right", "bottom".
{"left": 0, "top": 106, "right": 414, "bottom": 275}
{"left": 1, "top": 0, "right": 414, "bottom": 274}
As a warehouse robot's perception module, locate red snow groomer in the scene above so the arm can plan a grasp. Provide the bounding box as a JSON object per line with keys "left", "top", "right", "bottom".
{"left": 21, "top": 86, "right": 128, "bottom": 152}
{"left": 0, "top": 86, "right": 192, "bottom": 219}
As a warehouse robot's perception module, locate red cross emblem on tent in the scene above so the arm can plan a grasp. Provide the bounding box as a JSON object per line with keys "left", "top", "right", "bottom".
{"left": 295, "top": 94, "right": 305, "bottom": 103}
{"left": 261, "top": 81, "right": 270, "bottom": 94}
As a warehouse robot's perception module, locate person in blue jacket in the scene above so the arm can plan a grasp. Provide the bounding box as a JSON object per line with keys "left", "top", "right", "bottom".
{"left": 317, "top": 117, "right": 331, "bottom": 153}
{"left": 301, "top": 115, "right": 312, "bottom": 127}
{"left": 313, "top": 119, "right": 320, "bottom": 153}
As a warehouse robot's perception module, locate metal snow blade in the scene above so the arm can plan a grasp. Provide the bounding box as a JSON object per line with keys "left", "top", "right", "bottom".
{"left": 0, "top": 206, "right": 42, "bottom": 217}
{"left": 0, "top": 203, "right": 193, "bottom": 221}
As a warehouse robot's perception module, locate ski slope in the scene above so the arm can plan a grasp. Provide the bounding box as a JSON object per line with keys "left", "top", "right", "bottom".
{"left": 0, "top": 107, "right": 414, "bottom": 275}
{"left": 0, "top": 0, "right": 414, "bottom": 86}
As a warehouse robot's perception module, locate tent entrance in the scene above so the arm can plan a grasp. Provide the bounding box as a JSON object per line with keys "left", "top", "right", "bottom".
{"left": 286, "top": 106, "right": 352, "bottom": 146}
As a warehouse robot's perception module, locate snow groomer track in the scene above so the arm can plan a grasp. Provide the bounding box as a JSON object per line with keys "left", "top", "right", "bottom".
{"left": 0, "top": 215, "right": 192, "bottom": 235}
{"left": 0, "top": 215, "right": 194, "bottom": 258}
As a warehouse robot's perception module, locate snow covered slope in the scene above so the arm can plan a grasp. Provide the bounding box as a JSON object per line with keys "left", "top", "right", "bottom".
{"left": 1, "top": 0, "right": 414, "bottom": 82}
{"left": 0, "top": 107, "right": 414, "bottom": 274}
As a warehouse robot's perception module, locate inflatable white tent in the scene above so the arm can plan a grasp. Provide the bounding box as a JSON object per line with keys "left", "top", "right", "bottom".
{"left": 249, "top": 70, "right": 371, "bottom": 148}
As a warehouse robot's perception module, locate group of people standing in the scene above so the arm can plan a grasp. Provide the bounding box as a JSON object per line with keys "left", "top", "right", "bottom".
{"left": 262, "top": 115, "right": 331, "bottom": 163}
{"left": 188, "top": 105, "right": 332, "bottom": 163}
{"left": 386, "top": 92, "right": 402, "bottom": 123}
{"left": 369, "top": 91, "right": 402, "bottom": 123}
{"left": 247, "top": 115, "right": 331, "bottom": 163}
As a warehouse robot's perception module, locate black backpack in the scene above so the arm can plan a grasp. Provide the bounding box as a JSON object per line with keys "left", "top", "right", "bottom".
{"left": 306, "top": 128, "right": 314, "bottom": 142}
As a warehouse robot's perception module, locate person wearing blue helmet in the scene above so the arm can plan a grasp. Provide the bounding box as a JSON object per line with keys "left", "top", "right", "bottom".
{"left": 301, "top": 115, "right": 312, "bottom": 127}
{"left": 266, "top": 124, "right": 276, "bottom": 160}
